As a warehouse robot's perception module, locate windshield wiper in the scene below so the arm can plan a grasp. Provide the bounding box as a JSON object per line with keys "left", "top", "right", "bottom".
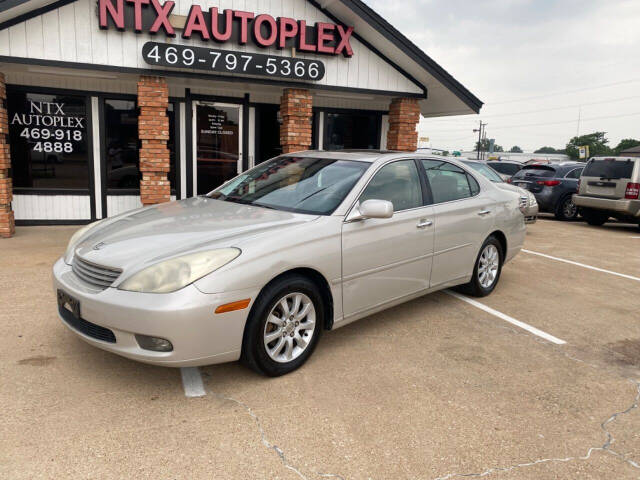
{"left": 224, "top": 196, "right": 253, "bottom": 205}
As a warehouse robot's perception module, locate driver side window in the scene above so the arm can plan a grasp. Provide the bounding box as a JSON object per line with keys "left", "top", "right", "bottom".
{"left": 359, "top": 160, "right": 423, "bottom": 211}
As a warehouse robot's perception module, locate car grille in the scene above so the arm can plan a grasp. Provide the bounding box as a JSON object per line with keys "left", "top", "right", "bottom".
{"left": 58, "top": 306, "right": 116, "bottom": 343}
{"left": 72, "top": 255, "right": 122, "bottom": 289}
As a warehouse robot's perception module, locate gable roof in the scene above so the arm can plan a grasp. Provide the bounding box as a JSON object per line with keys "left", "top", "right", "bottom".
{"left": 0, "top": 0, "right": 482, "bottom": 116}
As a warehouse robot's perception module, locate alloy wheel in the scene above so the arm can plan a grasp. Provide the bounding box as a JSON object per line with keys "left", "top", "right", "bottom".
{"left": 263, "top": 292, "right": 316, "bottom": 363}
{"left": 478, "top": 244, "right": 499, "bottom": 288}
{"left": 563, "top": 198, "right": 577, "bottom": 218}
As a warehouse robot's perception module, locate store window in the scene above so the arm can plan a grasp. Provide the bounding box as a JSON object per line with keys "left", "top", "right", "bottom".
{"left": 103, "top": 99, "right": 178, "bottom": 192}
{"left": 323, "top": 111, "right": 380, "bottom": 151}
{"left": 7, "top": 90, "right": 90, "bottom": 190}
{"left": 104, "top": 99, "right": 139, "bottom": 190}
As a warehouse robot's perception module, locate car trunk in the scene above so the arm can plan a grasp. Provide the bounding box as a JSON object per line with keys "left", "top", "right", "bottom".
{"left": 580, "top": 158, "right": 636, "bottom": 199}
{"left": 511, "top": 166, "right": 557, "bottom": 193}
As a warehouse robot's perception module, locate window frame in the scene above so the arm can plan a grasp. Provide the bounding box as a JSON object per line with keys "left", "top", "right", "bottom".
{"left": 564, "top": 167, "right": 583, "bottom": 179}
{"left": 6, "top": 84, "right": 95, "bottom": 197}
{"left": 314, "top": 107, "right": 384, "bottom": 152}
{"left": 417, "top": 158, "right": 482, "bottom": 206}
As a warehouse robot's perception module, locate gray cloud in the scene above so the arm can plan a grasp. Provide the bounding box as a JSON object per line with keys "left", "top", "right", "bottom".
{"left": 365, "top": 0, "right": 640, "bottom": 152}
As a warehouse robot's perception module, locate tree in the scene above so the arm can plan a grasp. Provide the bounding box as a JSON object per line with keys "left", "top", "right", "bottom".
{"left": 534, "top": 146, "right": 558, "bottom": 154}
{"left": 475, "top": 139, "right": 503, "bottom": 152}
{"left": 565, "top": 132, "right": 613, "bottom": 160}
{"left": 509, "top": 146, "right": 523, "bottom": 153}
{"left": 614, "top": 138, "right": 640, "bottom": 155}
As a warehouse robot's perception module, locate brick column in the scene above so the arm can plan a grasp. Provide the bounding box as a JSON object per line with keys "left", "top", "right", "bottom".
{"left": 386, "top": 98, "right": 420, "bottom": 152}
{"left": 0, "top": 73, "right": 15, "bottom": 238}
{"left": 280, "top": 89, "right": 312, "bottom": 154}
{"left": 137, "top": 76, "right": 170, "bottom": 206}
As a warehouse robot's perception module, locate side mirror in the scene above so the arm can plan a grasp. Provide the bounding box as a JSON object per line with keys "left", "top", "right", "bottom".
{"left": 347, "top": 199, "right": 394, "bottom": 222}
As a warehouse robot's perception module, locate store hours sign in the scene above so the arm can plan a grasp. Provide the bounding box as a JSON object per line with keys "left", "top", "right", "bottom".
{"left": 142, "top": 42, "right": 325, "bottom": 81}
{"left": 10, "top": 100, "right": 86, "bottom": 155}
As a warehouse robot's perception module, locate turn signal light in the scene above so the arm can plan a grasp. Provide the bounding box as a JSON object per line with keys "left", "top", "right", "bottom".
{"left": 536, "top": 180, "right": 560, "bottom": 187}
{"left": 625, "top": 182, "right": 640, "bottom": 199}
{"left": 215, "top": 299, "right": 251, "bottom": 314}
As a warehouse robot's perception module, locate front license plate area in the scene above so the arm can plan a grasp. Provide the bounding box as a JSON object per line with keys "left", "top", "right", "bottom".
{"left": 57, "top": 289, "right": 80, "bottom": 319}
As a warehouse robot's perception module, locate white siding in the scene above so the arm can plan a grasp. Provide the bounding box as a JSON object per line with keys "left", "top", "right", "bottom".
{"left": 106, "top": 195, "right": 177, "bottom": 217}
{"left": 13, "top": 195, "right": 92, "bottom": 220}
{"left": 1, "top": 0, "right": 423, "bottom": 95}
{"left": 106, "top": 196, "right": 142, "bottom": 217}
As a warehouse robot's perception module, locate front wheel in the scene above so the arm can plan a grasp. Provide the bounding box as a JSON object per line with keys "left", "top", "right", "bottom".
{"left": 555, "top": 195, "right": 579, "bottom": 220}
{"left": 241, "top": 275, "right": 324, "bottom": 376}
{"left": 456, "top": 236, "right": 503, "bottom": 297}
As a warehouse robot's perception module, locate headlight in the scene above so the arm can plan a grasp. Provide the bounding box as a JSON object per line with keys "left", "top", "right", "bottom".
{"left": 118, "top": 248, "right": 241, "bottom": 294}
{"left": 64, "top": 220, "right": 105, "bottom": 264}
{"left": 528, "top": 192, "right": 537, "bottom": 206}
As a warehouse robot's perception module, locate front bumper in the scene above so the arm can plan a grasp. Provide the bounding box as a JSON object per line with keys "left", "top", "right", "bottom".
{"left": 573, "top": 195, "right": 640, "bottom": 217}
{"left": 524, "top": 203, "right": 538, "bottom": 224}
{"left": 53, "top": 258, "right": 259, "bottom": 367}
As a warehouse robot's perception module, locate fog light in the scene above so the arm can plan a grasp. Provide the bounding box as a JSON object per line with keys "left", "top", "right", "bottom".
{"left": 135, "top": 334, "right": 173, "bottom": 352}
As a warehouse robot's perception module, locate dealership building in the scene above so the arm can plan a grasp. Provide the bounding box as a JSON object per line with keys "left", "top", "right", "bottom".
{"left": 0, "top": 0, "right": 481, "bottom": 237}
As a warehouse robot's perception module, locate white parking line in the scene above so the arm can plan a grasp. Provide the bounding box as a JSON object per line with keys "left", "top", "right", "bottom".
{"left": 522, "top": 249, "right": 640, "bottom": 283}
{"left": 445, "top": 290, "right": 567, "bottom": 345}
{"left": 180, "top": 367, "right": 206, "bottom": 397}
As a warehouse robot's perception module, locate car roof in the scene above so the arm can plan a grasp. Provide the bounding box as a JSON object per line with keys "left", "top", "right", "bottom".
{"left": 284, "top": 150, "right": 460, "bottom": 164}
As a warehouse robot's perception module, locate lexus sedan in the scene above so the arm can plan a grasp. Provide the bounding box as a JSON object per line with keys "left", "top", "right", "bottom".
{"left": 54, "top": 151, "right": 526, "bottom": 376}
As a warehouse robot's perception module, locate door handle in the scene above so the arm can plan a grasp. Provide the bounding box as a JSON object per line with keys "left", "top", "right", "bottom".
{"left": 478, "top": 209, "right": 491, "bottom": 216}
{"left": 416, "top": 220, "right": 433, "bottom": 229}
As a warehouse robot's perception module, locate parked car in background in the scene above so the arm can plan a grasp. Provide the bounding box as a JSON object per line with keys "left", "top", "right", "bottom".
{"left": 54, "top": 151, "right": 526, "bottom": 376}
{"left": 510, "top": 163, "right": 584, "bottom": 220}
{"left": 573, "top": 157, "right": 640, "bottom": 227}
{"left": 462, "top": 159, "right": 538, "bottom": 223}
{"left": 486, "top": 160, "right": 524, "bottom": 181}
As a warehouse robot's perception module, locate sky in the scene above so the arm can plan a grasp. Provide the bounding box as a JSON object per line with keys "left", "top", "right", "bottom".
{"left": 365, "top": 0, "right": 640, "bottom": 153}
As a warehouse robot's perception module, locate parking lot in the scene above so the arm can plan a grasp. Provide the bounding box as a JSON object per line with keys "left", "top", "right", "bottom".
{"left": 1, "top": 218, "right": 639, "bottom": 480}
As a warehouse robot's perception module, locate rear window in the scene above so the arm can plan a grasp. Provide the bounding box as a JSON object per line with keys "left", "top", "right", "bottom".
{"left": 488, "top": 162, "right": 521, "bottom": 175}
{"left": 513, "top": 166, "right": 556, "bottom": 179}
{"left": 582, "top": 159, "right": 635, "bottom": 179}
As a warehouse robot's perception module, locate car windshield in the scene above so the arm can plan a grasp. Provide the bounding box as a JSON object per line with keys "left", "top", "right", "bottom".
{"left": 208, "top": 156, "right": 370, "bottom": 215}
{"left": 582, "top": 159, "right": 635, "bottom": 179}
{"left": 463, "top": 161, "right": 503, "bottom": 182}
{"left": 488, "top": 162, "right": 522, "bottom": 175}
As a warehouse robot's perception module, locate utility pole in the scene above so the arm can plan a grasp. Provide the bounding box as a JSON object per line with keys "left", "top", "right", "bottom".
{"left": 576, "top": 106, "right": 581, "bottom": 136}
{"left": 473, "top": 121, "right": 487, "bottom": 160}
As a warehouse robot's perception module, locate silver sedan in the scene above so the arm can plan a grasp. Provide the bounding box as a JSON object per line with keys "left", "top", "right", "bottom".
{"left": 53, "top": 151, "right": 526, "bottom": 376}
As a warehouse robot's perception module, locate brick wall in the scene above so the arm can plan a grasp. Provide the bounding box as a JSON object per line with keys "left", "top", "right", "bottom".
{"left": 0, "top": 72, "right": 14, "bottom": 238}
{"left": 280, "top": 89, "right": 312, "bottom": 154}
{"left": 386, "top": 98, "right": 420, "bottom": 152}
{"left": 137, "top": 76, "right": 171, "bottom": 206}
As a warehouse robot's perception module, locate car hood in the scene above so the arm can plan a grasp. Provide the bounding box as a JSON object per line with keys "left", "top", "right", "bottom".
{"left": 73, "top": 197, "right": 317, "bottom": 271}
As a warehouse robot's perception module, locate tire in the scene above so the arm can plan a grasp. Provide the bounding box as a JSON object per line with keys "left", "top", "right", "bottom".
{"left": 241, "top": 274, "right": 324, "bottom": 376}
{"left": 456, "top": 235, "right": 504, "bottom": 297}
{"left": 582, "top": 208, "right": 608, "bottom": 226}
{"left": 555, "top": 195, "right": 579, "bottom": 221}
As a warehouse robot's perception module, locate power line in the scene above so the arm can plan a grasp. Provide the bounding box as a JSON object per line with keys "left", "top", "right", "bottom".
{"left": 422, "top": 95, "right": 640, "bottom": 123}
{"left": 421, "top": 111, "right": 640, "bottom": 134}
{"left": 487, "top": 78, "right": 640, "bottom": 105}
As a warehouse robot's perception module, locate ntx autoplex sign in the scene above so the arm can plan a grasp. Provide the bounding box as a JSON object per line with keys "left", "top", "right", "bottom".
{"left": 97, "top": 0, "right": 355, "bottom": 57}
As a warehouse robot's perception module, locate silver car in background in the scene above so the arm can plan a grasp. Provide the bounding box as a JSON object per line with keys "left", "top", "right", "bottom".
{"left": 53, "top": 151, "right": 526, "bottom": 376}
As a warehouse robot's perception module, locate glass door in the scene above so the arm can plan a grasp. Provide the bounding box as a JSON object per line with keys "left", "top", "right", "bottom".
{"left": 193, "top": 102, "right": 243, "bottom": 195}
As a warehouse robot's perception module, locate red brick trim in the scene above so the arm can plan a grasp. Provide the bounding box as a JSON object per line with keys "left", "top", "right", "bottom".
{"left": 386, "top": 98, "right": 420, "bottom": 152}
{"left": 280, "top": 88, "right": 313, "bottom": 154}
{"left": 0, "top": 72, "right": 15, "bottom": 238}
{"left": 137, "top": 76, "right": 171, "bottom": 206}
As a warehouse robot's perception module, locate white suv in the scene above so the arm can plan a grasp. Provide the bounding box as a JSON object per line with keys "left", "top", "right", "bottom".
{"left": 573, "top": 157, "right": 640, "bottom": 227}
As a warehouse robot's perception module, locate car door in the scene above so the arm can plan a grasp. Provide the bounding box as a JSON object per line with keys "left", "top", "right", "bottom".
{"left": 421, "top": 159, "right": 494, "bottom": 287}
{"left": 341, "top": 159, "right": 435, "bottom": 318}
